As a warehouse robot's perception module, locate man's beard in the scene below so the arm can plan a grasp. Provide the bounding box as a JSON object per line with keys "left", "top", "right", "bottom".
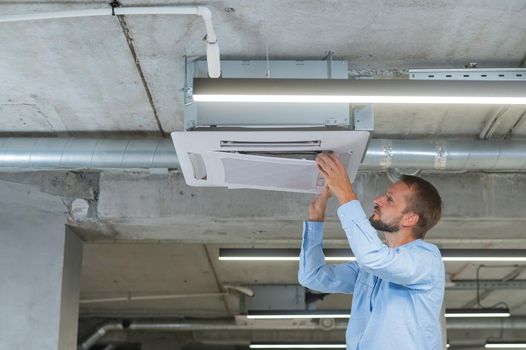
{"left": 369, "top": 210, "right": 402, "bottom": 233}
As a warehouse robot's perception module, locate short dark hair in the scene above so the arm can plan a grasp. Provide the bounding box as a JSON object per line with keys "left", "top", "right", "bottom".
{"left": 399, "top": 175, "right": 442, "bottom": 239}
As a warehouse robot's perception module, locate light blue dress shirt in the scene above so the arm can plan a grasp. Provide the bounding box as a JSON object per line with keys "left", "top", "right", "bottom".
{"left": 298, "top": 200, "right": 445, "bottom": 350}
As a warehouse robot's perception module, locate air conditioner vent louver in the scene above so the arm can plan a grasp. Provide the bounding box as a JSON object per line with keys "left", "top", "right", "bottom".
{"left": 235, "top": 151, "right": 322, "bottom": 161}
{"left": 171, "top": 130, "right": 370, "bottom": 193}
{"left": 220, "top": 140, "right": 321, "bottom": 148}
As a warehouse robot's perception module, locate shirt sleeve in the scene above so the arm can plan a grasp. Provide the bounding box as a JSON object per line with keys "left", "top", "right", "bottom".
{"left": 337, "top": 201, "right": 438, "bottom": 290}
{"left": 298, "top": 221, "right": 359, "bottom": 294}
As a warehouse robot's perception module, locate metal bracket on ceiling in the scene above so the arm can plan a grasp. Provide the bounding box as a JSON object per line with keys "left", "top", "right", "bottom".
{"left": 109, "top": 0, "right": 121, "bottom": 16}
{"left": 182, "top": 55, "right": 195, "bottom": 106}
{"left": 183, "top": 59, "right": 375, "bottom": 131}
{"left": 323, "top": 50, "right": 334, "bottom": 79}
{"left": 241, "top": 285, "right": 306, "bottom": 312}
{"left": 409, "top": 68, "right": 526, "bottom": 81}
{"left": 352, "top": 104, "right": 374, "bottom": 131}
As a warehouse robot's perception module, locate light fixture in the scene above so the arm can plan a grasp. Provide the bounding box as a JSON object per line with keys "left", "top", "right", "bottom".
{"left": 250, "top": 344, "right": 346, "bottom": 349}
{"left": 219, "top": 249, "right": 355, "bottom": 262}
{"left": 485, "top": 341, "right": 526, "bottom": 348}
{"left": 442, "top": 249, "right": 526, "bottom": 262}
{"left": 246, "top": 310, "right": 350, "bottom": 319}
{"left": 219, "top": 248, "right": 526, "bottom": 262}
{"left": 246, "top": 308, "right": 509, "bottom": 319}
{"left": 192, "top": 78, "right": 526, "bottom": 104}
{"left": 444, "top": 308, "right": 510, "bottom": 318}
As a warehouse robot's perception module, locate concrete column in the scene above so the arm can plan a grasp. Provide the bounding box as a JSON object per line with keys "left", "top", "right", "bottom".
{"left": 0, "top": 180, "right": 83, "bottom": 350}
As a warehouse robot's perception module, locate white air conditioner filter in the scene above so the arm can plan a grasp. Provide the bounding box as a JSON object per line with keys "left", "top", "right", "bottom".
{"left": 171, "top": 130, "right": 370, "bottom": 193}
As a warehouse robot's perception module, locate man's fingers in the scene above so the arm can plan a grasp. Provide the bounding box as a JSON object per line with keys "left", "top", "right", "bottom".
{"left": 318, "top": 153, "right": 340, "bottom": 171}
{"left": 315, "top": 154, "right": 329, "bottom": 169}
{"left": 327, "top": 153, "right": 346, "bottom": 171}
{"left": 316, "top": 154, "right": 335, "bottom": 175}
{"left": 316, "top": 163, "right": 329, "bottom": 178}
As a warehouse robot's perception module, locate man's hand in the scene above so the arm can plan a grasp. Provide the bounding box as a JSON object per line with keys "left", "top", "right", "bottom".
{"left": 316, "top": 153, "right": 357, "bottom": 205}
{"left": 308, "top": 186, "right": 331, "bottom": 222}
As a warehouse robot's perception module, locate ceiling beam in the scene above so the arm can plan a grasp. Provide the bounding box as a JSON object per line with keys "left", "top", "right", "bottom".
{"left": 68, "top": 171, "right": 526, "bottom": 244}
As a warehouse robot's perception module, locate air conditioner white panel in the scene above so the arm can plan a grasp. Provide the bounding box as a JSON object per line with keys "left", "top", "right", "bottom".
{"left": 171, "top": 130, "right": 370, "bottom": 193}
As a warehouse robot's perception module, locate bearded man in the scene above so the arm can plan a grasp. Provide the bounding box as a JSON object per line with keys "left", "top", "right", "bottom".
{"left": 298, "top": 153, "right": 444, "bottom": 350}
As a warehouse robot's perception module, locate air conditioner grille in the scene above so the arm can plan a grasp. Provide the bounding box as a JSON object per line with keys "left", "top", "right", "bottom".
{"left": 170, "top": 130, "right": 370, "bottom": 193}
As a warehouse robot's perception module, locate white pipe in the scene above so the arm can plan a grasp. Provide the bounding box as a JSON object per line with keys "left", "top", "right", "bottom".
{"left": 0, "top": 9, "right": 110, "bottom": 22}
{"left": 78, "top": 317, "right": 526, "bottom": 349}
{"left": 80, "top": 285, "right": 253, "bottom": 304}
{"left": 0, "top": 6, "right": 221, "bottom": 78}
{"left": 195, "top": 6, "right": 221, "bottom": 78}
{"left": 78, "top": 323, "right": 124, "bottom": 350}
{"left": 115, "top": 7, "right": 199, "bottom": 16}
{"left": 80, "top": 292, "right": 226, "bottom": 304}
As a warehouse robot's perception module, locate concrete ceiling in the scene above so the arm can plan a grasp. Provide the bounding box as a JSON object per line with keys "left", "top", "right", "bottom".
{"left": 2, "top": 0, "right": 526, "bottom": 349}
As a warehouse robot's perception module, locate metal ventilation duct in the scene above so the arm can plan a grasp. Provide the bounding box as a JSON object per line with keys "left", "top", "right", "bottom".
{"left": 1, "top": 137, "right": 526, "bottom": 172}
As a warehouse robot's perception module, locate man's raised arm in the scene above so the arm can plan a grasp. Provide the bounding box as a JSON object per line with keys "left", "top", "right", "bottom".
{"left": 298, "top": 188, "right": 359, "bottom": 294}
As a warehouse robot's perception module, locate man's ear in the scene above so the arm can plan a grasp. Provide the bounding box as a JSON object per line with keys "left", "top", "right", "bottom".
{"left": 402, "top": 212, "right": 419, "bottom": 228}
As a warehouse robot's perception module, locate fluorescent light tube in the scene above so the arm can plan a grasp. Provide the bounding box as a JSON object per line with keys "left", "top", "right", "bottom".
{"left": 219, "top": 248, "right": 355, "bottom": 262}
{"left": 192, "top": 79, "right": 526, "bottom": 105}
{"left": 247, "top": 314, "right": 349, "bottom": 319}
{"left": 246, "top": 310, "right": 350, "bottom": 319}
{"left": 442, "top": 257, "right": 526, "bottom": 262}
{"left": 219, "top": 248, "right": 526, "bottom": 262}
{"left": 485, "top": 342, "right": 526, "bottom": 348}
{"left": 445, "top": 312, "right": 510, "bottom": 318}
{"left": 194, "top": 95, "right": 526, "bottom": 104}
{"left": 250, "top": 345, "right": 346, "bottom": 349}
{"left": 246, "top": 309, "right": 509, "bottom": 319}
{"left": 445, "top": 308, "right": 510, "bottom": 318}
{"left": 442, "top": 249, "right": 526, "bottom": 262}
{"left": 219, "top": 256, "right": 301, "bottom": 261}
{"left": 219, "top": 256, "right": 355, "bottom": 262}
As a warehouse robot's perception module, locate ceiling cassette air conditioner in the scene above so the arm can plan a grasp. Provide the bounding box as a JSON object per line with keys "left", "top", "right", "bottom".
{"left": 171, "top": 130, "right": 370, "bottom": 193}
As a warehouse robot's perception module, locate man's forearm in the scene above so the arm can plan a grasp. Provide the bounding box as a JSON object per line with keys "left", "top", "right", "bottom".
{"left": 299, "top": 221, "right": 359, "bottom": 294}
{"left": 336, "top": 190, "right": 358, "bottom": 206}
{"left": 298, "top": 221, "right": 326, "bottom": 287}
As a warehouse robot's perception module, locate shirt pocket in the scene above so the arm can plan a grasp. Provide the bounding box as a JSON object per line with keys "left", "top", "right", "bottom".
{"left": 356, "top": 273, "right": 375, "bottom": 290}
{"left": 352, "top": 274, "right": 375, "bottom": 311}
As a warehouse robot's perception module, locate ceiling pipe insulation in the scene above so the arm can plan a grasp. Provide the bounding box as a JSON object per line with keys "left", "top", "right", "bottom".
{"left": 78, "top": 317, "right": 526, "bottom": 349}
{"left": 1, "top": 138, "right": 526, "bottom": 172}
{"left": 0, "top": 5, "right": 221, "bottom": 78}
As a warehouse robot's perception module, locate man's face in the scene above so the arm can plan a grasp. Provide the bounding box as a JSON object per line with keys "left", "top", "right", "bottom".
{"left": 369, "top": 181, "right": 413, "bottom": 233}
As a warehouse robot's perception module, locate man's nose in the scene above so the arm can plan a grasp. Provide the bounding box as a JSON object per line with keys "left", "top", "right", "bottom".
{"left": 374, "top": 195, "right": 382, "bottom": 206}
